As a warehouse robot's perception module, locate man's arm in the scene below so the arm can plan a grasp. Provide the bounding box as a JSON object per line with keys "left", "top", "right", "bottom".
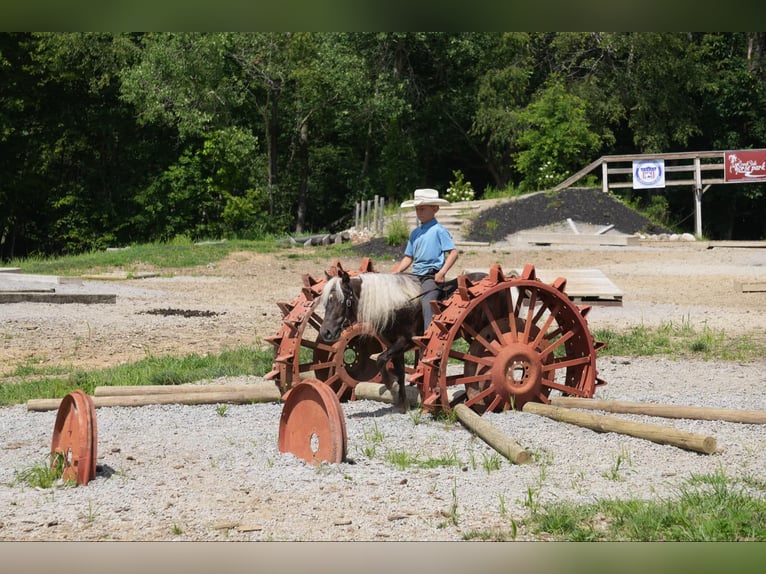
{"left": 435, "top": 249, "right": 458, "bottom": 283}
{"left": 393, "top": 255, "right": 413, "bottom": 273}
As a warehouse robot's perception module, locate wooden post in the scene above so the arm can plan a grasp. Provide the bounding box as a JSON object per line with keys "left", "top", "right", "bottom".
{"left": 550, "top": 397, "right": 766, "bottom": 425}
{"left": 27, "top": 386, "right": 282, "bottom": 412}
{"left": 366, "top": 199, "right": 372, "bottom": 229}
{"left": 454, "top": 404, "right": 532, "bottom": 465}
{"left": 378, "top": 197, "right": 385, "bottom": 234}
{"left": 354, "top": 382, "right": 421, "bottom": 406}
{"left": 522, "top": 402, "right": 717, "bottom": 454}
{"left": 355, "top": 202, "right": 360, "bottom": 229}
{"left": 94, "top": 383, "right": 276, "bottom": 396}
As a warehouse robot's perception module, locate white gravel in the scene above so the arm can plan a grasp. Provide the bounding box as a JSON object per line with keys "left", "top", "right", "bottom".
{"left": 1, "top": 355, "right": 765, "bottom": 542}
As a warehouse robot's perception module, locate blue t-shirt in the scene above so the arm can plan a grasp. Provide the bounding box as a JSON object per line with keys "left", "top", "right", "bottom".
{"left": 404, "top": 219, "right": 456, "bottom": 276}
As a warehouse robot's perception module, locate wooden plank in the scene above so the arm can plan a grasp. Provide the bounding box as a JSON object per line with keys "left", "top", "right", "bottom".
{"left": 0, "top": 293, "right": 116, "bottom": 304}
{"left": 707, "top": 241, "right": 766, "bottom": 249}
{"left": 80, "top": 271, "right": 159, "bottom": 281}
{"left": 515, "top": 232, "right": 639, "bottom": 246}
{"left": 0, "top": 272, "right": 82, "bottom": 285}
{"left": 741, "top": 282, "right": 766, "bottom": 293}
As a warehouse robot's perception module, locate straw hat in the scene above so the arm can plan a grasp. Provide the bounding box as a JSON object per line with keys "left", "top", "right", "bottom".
{"left": 400, "top": 188, "right": 450, "bottom": 208}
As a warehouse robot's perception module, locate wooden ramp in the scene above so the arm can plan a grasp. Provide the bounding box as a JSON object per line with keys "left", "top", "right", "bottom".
{"left": 0, "top": 269, "right": 116, "bottom": 304}
{"left": 514, "top": 232, "right": 639, "bottom": 247}
{"left": 463, "top": 267, "right": 623, "bottom": 306}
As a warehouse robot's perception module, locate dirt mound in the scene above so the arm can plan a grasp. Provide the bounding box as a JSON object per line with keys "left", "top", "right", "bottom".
{"left": 465, "top": 187, "right": 672, "bottom": 242}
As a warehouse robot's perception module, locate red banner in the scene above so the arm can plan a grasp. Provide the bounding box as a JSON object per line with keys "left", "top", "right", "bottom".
{"left": 724, "top": 149, "right": 766, "bottom": 182}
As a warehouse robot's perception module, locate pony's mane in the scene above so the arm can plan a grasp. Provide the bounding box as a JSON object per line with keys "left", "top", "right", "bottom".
{"left": 321, "top": 272, "right": 421, "bottom": 333}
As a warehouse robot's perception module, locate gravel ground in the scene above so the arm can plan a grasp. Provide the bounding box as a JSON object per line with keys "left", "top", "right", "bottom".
{"left": 1, "top": 189, "right": 765, "bottom": 542}
{"left": 1, "top": 356, "right": 764, "bottom": 542}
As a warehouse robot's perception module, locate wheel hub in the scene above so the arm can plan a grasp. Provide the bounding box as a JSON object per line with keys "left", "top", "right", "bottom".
{"left": 490, "top": 342, "right": 545, "bottom": 407}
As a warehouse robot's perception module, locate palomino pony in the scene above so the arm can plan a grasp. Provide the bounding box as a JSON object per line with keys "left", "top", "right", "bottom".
{"left": 319, "top": 270, "right": 421, "bottom": 411}
{"left": 318, "top": 269, "right": 486, "bottom": 412}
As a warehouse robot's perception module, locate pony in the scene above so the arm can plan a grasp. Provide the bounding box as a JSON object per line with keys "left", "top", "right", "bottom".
{"left": 318, "top": 271, "right": 421, "bottom": 411}
{"left": 318, "top": 269, "right": 486, "bottom": 412}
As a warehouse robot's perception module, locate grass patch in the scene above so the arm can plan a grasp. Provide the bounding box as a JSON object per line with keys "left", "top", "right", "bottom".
{"left": 383, "top": 449, "right": 461, "bottom": 470}
{"left": 14, "top": 451, "right": 76, "bottom": 489}
{"left": 0, "top": 346, "right": 275, "bottom": 406}
{"left": 526, "top": 470, "right": 766, "bottom": 541}
{"left": 594, "top": 318, "right": 764, "bottom": 361}
{"left": 6, "top": 236, "right": 309, "bottom": 277}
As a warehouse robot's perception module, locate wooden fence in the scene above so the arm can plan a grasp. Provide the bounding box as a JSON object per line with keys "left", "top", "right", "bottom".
{"left": 354, "top": 195, "right": 386, "bottom": 234}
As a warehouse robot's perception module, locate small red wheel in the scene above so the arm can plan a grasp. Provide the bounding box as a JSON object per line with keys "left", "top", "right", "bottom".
{"left": 278, "top": 378, "right": 347, "bottom": 465}
{"left": 50, "top": 390, "right": 98, "bottom": 485}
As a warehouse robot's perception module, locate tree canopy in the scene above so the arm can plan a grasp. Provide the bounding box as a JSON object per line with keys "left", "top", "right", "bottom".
{"left": 1, "top": 32, "right": 765, "bottom": 258}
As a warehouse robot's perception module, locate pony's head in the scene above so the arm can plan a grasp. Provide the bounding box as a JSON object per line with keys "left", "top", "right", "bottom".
{"left": 319, "top": 270, "right": 359, "bottom": 342}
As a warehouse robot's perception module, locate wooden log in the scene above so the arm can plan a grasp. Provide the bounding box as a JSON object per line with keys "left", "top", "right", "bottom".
{"left": 354, "top": 382, "right": 421, "bottom": 406}
{"left": 27, "top": 387, "right": 282, "bottom": 412}
{"left": 550, "top": 397, "right": 766, "bottom": 425}
{"left": 454, "top": 404, "right": 532, "bottom": 465}
{"left": 522, "top": 402, "right": 717, "bottom": 454}
{"left": 94, "top": 383, "right": 274, "bottom": 396}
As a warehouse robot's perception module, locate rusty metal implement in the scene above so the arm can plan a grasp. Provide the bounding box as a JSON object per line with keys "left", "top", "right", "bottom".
{"left": 50, "top": 390, "right": 97, "bottom": 485}
{"left": 278, "top": 379, "right": 347, "bottom": 465}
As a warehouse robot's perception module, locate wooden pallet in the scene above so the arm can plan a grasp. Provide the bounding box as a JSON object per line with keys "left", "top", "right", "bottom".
{"left": 463, "top": 267, "right": 623, "bottom": 306}
{"left": 525, "top": 268, "right": 624, "bottom": 306}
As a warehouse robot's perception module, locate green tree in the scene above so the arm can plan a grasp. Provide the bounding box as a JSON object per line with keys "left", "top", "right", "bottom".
{"left": 515, "top": 78, "right": 603, "bottom": 190}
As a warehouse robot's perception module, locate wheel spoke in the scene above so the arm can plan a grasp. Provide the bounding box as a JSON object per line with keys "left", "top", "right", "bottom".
{"left": 457, "top": 321, "right": 499, "bottom": 356}
{"left": 463, "top": 385, "right": 495, "bottom": 408}
{"left": 538, "top": 329, "right": 575, "bottom": 359}
{"left": 486, "top": 395, "right": 504, "bottom": 412}
{"left": 453, "top": 373, "right": 492, "bottom": 386}
{"left": 542, "top": 353, "right": 592, "bottom": 371}
{"left": 479, "top": 298, "right": 505, "bottom": 342}
{"left": 448, "top": 348, "right": 495, "bottom": 368}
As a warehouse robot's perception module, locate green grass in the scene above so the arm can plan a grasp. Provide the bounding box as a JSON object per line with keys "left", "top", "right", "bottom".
{"left": 13, "top": 451, "right": 75, "bottom": 489}
{"left": 0, "top": 346, "right": 275, "bottom": 406}
{"left": 383, "top": 448, "right": 461, "bottom": 470}
{"left": 526, "top": 470, "right": 766, "bottom": 541}
{"left": 6, "top": 236, "right": 309, "bottom": 276}
{"left": 594, "top": 318, "right": 764, "bottom": 361}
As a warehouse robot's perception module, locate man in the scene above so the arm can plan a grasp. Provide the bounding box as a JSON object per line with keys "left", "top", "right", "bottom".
{"left": 392, "top": 188, "right": 459, "bottom": 329}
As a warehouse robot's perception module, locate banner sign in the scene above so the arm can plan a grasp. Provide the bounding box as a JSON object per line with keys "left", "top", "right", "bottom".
{"left": 632, "top": 160, "right": 665, "bottom": 189}
{"left": 724, "top": 150, "right": 766, "bottom": 182}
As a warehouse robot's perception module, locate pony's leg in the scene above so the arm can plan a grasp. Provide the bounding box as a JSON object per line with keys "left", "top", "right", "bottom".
{"left": 391, "top": 353, "right": 409, "bottom": 413}
{"left": 375, "top": 337, "right": 411, "bottom": 412}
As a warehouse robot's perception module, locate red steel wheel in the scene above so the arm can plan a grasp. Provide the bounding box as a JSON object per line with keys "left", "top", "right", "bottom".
{"left": 312, "top": 322, "right": 386, "bottom": 401}
{"left": 50, "top": 390, "right": 98, "bottom": 485}
{"left": 415, "top": 263, "right": 607, "bottom": 415}
{"left": 265, "top": 258, "right": 379, "bottom": 400}
{"left": 278, "top": 378, "right": 347, "bottom": 465}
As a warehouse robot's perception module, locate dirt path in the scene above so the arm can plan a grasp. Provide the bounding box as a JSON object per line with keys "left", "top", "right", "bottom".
{"left": 1, "top": 241, "right": 765, "bottom": 377}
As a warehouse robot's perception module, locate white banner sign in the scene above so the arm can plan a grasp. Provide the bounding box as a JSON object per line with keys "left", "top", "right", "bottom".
{"left": 632, "top": 160, "right": 665, "bottom": 189}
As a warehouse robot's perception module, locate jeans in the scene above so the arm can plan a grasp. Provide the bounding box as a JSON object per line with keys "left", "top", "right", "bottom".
{"left": 418, "top": 274, "right": 440, "bottom": 329}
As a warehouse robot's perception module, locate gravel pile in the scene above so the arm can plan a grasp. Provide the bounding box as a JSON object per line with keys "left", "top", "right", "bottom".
{"left": 464, "top": 187, "right": 673, "bottom": 243}
{"left": 1, "top": 356, "right": 764, "bottom": 541}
